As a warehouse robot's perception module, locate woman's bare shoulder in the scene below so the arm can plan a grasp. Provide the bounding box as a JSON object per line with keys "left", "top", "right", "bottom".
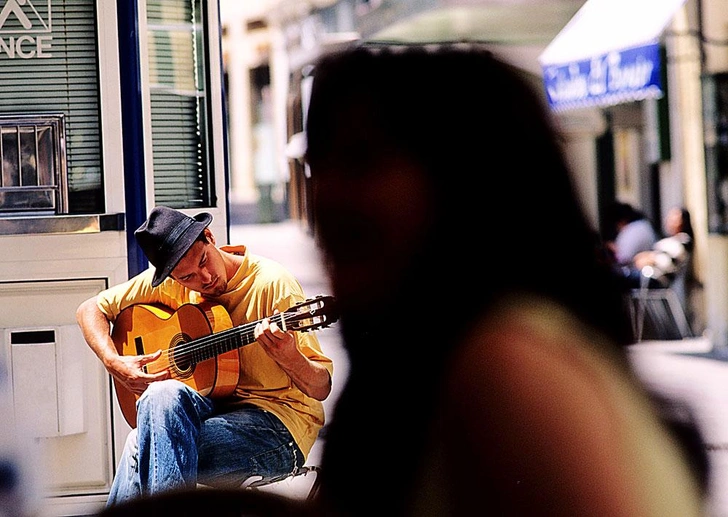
{"left": 437, "top": 296, "right": 703, "bottom": 516}
{"left": 450, "top": 296, "right": 622, "bottom": 397}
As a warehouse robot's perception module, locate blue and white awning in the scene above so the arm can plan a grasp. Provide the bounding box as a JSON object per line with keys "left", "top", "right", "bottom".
{"left": 539, "top": 0, "right": 687, "bottom": 112}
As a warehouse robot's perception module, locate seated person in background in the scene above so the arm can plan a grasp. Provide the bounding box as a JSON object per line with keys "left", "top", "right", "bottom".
{"left": 605, "top": 201, "right": 658, "bottom": 267}
{"left": 619, "top": 207, "right": 694, "bottom": 289}
{"left": 634, "top": 207, "right": 694, "bottom": 285}
{"left": 304, "top": 43, "right": 707, "bottom": 516}
{"left": 76, "top": 206, "right": 333, "bottom": 506}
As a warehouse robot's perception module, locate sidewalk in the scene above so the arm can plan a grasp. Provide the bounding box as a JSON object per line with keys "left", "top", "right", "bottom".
{"left": 628, "top": 337, "right": 728, "bottom": 516}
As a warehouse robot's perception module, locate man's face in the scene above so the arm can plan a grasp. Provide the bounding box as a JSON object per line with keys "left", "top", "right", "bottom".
{"left": 171, "top": 230, "right": 228, "bottom": 297}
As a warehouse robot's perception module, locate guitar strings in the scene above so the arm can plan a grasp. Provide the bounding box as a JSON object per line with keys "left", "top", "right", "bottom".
{"left": 138, "top": 297, "right": 333, "bottom": 374}
{"left": 166, "top": 297, "right": 331, "bottom": 360}
{"left": 152, "top": 311, "right": 292, "bottom": 366}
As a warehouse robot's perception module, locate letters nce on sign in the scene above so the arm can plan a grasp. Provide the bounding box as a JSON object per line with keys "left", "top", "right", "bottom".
{"left": 0, "top": 0, "right": 51, "bottom": 59}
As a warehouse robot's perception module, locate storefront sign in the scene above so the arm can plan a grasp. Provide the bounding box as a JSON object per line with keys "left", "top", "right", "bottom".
{"left": 541, "top": 42, "right": 661, "bottom": 112}
{"left": 0, "top": 0, "right": 52, "bottom": 59}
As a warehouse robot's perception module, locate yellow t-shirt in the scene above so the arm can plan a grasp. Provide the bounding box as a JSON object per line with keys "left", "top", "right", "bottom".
{"left": 96, "top": 245, "right": 333, "bottom": 459}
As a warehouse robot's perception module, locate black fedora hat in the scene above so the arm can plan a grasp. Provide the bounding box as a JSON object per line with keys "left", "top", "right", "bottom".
{"left": 134, "top": 206, "right": 213, "bottom": 287}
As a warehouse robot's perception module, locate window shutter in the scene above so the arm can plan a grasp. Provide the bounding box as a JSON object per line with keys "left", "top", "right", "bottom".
{"left": 147, "top": 0, "right": 214, "bottom": 208}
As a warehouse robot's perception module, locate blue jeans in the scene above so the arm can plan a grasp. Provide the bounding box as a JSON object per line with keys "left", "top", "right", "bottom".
{"left": 107, "top": 380, "right": 304, "bottom": 506}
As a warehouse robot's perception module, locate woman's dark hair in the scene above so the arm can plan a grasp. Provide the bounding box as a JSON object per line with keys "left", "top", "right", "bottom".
{"left": 306, "top": 43, "right": 706, "bottom": 514}
{"left": 307, "top": 43, "right": 633, "bottom": 348}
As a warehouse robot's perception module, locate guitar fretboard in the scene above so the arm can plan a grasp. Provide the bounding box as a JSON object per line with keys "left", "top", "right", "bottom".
{"left": 173, "top": 312, "right": 287, "bottom": 364}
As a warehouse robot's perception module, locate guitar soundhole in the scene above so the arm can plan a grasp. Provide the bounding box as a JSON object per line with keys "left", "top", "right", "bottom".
{"left": 169, "top": 333, "right": 195, "bottom": 379}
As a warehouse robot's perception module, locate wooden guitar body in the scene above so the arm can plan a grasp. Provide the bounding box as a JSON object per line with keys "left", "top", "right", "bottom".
{"left": 111, "top": 302, "right": 238, "bottom": 428}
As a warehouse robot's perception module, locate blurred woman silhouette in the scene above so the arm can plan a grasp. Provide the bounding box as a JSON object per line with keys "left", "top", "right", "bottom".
{"left": 305, "top": 43, "right": 706, "bottom": 516}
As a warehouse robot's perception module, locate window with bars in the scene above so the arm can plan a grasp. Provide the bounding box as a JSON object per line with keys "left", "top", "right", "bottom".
{"left": 146, "top": 0, "right": 215, "bottom": 209}
{"left": 0, "top": 0, "right": 103, "bottom": 216}
{"left": 0, "top": 114, "right": 66, "bottom": 215}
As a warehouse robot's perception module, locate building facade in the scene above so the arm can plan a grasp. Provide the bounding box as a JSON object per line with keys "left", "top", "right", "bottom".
{"left": 0, "top": 1, "right": 229, "bottom": 514}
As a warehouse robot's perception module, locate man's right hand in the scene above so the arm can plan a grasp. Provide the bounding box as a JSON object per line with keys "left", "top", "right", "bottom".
{"left": 106, "top": 349, "right": 171, "bottom": 395}
{"left": 77, "top": 296, "right": 171, "bottom": 396}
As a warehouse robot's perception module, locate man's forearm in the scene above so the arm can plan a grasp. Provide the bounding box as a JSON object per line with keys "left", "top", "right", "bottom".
{"left": 280, "top": 353, "right": 332, "bottom": 401}
{"left": 76, "top": 296, "right": 118, "bottom": 367}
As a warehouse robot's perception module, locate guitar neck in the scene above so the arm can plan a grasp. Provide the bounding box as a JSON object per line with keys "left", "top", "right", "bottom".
{"left": 179, "top": 312, "right": 287, "bottom": 363}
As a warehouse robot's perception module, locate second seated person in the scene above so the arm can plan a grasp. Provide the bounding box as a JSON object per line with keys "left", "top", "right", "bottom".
{"left": 606, "top": 201, "right": 658, "bottom": 267}
{"left": 76, "top": 206, "right": 333, "bottom": 506}
{"left": 633, "top": 206, "right": 695, "bottom": 287}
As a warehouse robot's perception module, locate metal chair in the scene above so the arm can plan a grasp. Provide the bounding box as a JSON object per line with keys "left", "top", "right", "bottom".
{"left": 241, "top": 465, "right": 321, "bottom": 501}
{"left": 197, "top": 464, "right": 321, "bottom": 502}
{"left": 627, "top": 266, "right": 693, "bottom": 341}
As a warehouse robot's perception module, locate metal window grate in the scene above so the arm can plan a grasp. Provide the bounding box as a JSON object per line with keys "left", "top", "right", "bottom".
{"left": 0, "top": 114, "right": 67, "bottom": 216}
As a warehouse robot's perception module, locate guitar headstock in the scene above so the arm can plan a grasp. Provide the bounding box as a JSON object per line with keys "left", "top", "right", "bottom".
{"left": 283, "top": 295, "right": 339, "bottom": 332}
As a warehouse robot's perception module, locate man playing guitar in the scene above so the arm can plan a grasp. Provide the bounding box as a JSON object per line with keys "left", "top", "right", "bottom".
{"left": 76, "top": 206, "right": 334, "bottom": 507}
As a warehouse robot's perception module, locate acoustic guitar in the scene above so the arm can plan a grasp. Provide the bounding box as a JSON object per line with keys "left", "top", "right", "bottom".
{"left": 110, "top": 295, "right": 338, "bottom": 428}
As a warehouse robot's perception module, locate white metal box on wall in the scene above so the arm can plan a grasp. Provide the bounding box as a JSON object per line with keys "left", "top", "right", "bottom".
{"left": 0, "top": 229, "right": 129, "bottom": 516}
